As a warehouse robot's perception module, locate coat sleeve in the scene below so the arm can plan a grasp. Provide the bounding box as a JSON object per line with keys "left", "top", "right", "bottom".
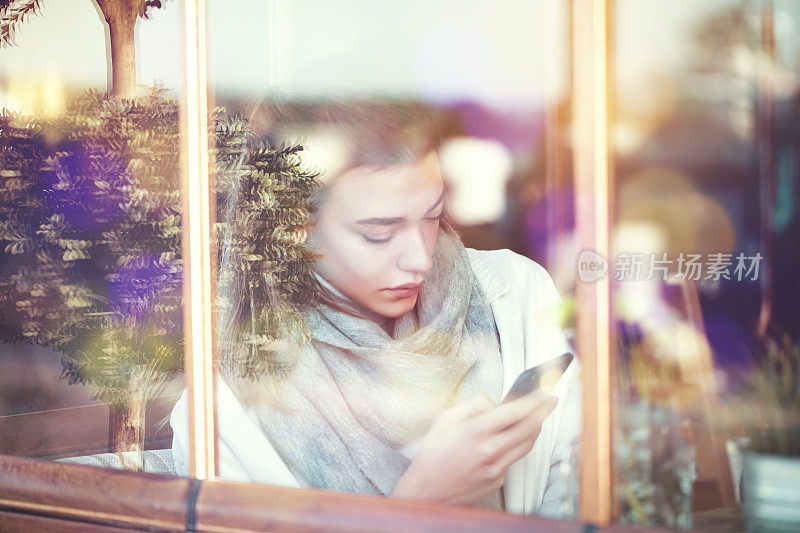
{"left": 169, "top": 392, "right": 189, "bottom": 476}
{"left": 169, "top": 380, "right": 305, "bottom": 487}
{"left": 537, "top": 360, "right": 581, "bottom": 518}
{"left": 169, "top": 386, "right": 261, "bottom": 482}
{"left": 508, "top": 252, "right": 581, "bottom": 519}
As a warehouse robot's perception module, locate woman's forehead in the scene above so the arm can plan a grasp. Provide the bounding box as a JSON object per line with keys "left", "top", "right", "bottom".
{"left": 322, "top": 152, "right": 444, "bottom": 219}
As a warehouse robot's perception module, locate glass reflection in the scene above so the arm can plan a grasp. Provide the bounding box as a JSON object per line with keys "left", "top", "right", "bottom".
{"left": 613, "top": 0, "right": 800, "bottom": 530}
{"left": 168, "top": 0, "right": 581, "bottom": 518}
{"left": 0, "top": 0, "right": 184, "bottom": 474}
{"left": 169, "top": 94, "right": 581, "bottom": 516}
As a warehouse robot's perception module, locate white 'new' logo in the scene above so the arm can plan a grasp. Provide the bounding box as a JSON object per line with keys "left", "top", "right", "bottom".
{"left": 578, "top": 249, "right": 608, "bottom": 283}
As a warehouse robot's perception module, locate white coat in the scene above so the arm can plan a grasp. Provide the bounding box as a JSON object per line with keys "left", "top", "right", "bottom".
{"left": 171, "top": 248, "right": 582, "bottom": 518}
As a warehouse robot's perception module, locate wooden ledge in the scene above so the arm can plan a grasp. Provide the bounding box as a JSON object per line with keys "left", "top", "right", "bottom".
{"left": 1, "top": 454, "right": 670, "bottom": 532}
{"left": 196, "top": 478, "right": 580, "bottom": 533}
{"left": 0, "top": 455, "right": 189, "bottom": 531}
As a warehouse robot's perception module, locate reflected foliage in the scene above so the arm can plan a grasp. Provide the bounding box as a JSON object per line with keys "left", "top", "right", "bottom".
{"left": 0, "top": 0, "right": 41, "bottom": 47}
{"left": 719, "top": 326, "right": 800, "bottom": 456}
{"left": 0, "top": 87, "right": 321, "bottom": 412}
{"left": 0, "top": 87, "right": 182, "bottom": 407}
{"left": 215, "top": 114, "right": 321, "bottom": 381}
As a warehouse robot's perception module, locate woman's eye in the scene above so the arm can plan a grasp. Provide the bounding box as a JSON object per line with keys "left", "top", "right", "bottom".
{"left": 363, "top": 234, "right": 393, "bottom": 244}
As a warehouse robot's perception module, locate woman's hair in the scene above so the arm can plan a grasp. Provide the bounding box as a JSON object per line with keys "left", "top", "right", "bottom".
{"left": 247, "top": 92, "right": 441, "bottom": 198}
{"left": 216, "top": 92, "right": 443, "bottom": 409}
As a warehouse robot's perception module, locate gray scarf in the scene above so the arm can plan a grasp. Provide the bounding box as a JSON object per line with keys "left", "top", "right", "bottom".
{"left": 247, "top": 225, "right": 504, "bottom": 509}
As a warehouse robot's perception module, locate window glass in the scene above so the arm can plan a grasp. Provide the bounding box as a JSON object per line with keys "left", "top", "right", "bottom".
{"left": 612, "top": 1, "right": 800, "bottom": 529}
{"left": 183, "top": 0, "right": 582, "bottom": 519}
{"left": 0, "top": 0, "right": 185, "bottom": 475}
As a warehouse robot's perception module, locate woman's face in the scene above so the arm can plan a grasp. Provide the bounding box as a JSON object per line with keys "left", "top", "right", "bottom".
{"left": 311, "top": 151, "right": 445, "bottom": 319}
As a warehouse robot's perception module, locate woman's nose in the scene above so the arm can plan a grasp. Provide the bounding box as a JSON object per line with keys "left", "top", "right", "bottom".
{"left": 397, "top": 227, "right": 434, "bottom": 274}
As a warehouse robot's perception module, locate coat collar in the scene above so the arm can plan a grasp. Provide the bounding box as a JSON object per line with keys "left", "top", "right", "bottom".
{"left": 466, "top": 247, "right": 527, "bottom": 515}
{"left": 466, "top": 248, "right": 512, "bottom": 303}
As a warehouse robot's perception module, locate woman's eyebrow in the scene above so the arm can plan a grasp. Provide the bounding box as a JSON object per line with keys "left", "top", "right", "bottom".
{"left": 355, "top": 192, "right": 445, "bottom": 227}
{"left": 355, "top": 216, "right": 404, "bottom": 226}
{"left": 425, "top": 191, "right": 445, "bottom": 213}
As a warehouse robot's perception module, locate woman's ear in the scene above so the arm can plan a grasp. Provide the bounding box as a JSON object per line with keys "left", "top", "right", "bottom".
{"left": 247, "top": 91, "right": 295, "bottom": 139}
{"left": 248, "top": 100, "right": 276, "bottom": 139}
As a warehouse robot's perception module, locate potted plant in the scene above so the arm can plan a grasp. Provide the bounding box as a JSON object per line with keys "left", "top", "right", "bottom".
{"left": 1, "top": 0, "right": 322, "bottom": 469}
{"left": 0, "top": 89, "right": 320, "bottom": 468}
{"left": 718, "top": 327, "right": 800, "bottom": 532}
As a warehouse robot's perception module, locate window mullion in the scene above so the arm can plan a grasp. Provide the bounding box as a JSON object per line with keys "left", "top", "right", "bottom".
{"left": 179, "top": 0, "right": 217, "bottom": 481}
{"left": 572, "top": 0, "right": 616, "bottom": 526}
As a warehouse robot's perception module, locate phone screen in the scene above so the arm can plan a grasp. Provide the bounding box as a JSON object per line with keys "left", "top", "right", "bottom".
{"left": 501, "top": 352, "right": 574, "bottom": 403}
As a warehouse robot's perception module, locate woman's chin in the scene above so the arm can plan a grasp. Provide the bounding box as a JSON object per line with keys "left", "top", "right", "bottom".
{"left": 374, "top": 295, "right": 418, "bottom": 319}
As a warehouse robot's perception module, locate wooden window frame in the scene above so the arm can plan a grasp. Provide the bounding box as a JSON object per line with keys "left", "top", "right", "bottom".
{"left": 180, "top": 0, "right": 217, "bottom": 483}
{"left": 572, "top": 0, "right": 615, "bottom": 526}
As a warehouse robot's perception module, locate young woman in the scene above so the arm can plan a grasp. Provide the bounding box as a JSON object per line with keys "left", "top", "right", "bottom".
{"left": 170, "top": 97, "right": 581, "bottom": 517}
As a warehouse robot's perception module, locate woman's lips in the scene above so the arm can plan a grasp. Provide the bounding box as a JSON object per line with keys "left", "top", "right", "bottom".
{"left": 385, "top": 283, "right": 421, "bottom": 298}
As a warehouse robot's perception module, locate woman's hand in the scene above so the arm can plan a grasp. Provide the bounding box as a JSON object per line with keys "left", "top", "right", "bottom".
{"left": 391, "top": 391, "right": 558, "bottom": 505}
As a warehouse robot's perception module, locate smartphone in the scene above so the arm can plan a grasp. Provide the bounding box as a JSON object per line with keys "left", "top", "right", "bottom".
{"left": 501, "top": 352, "right": 574, "bottom": 403}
